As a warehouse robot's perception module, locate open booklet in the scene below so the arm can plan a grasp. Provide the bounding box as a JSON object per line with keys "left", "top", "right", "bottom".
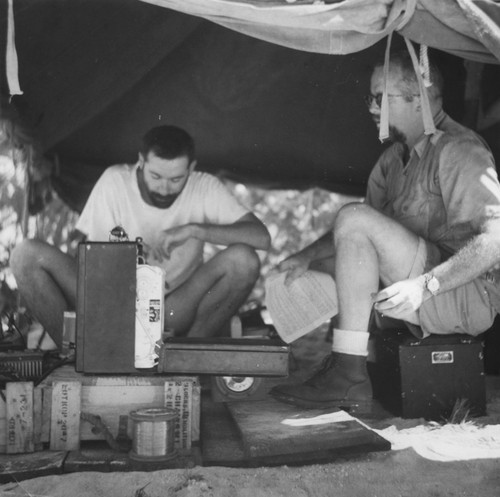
{"left": 264, "top": 270, "right": 338, "bottom": 343}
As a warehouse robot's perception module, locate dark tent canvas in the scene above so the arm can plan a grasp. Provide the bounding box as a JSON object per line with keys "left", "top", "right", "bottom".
{"left": 1, "top": 0, "right": 499, "bottom": 212}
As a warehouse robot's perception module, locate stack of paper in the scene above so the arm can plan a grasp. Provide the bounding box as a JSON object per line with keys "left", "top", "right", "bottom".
{"left": 264, "top": 270, "right": 338, "bottom": 343}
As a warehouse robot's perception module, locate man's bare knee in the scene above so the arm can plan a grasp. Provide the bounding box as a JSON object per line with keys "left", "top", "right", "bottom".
{"left": 334, "top": 202, "right": 378, "bottom": 239}
{"left": 11, "top": 239, "right": 75, "bottom": 289}
{"left": 221, "top": 244, "right": 261, "bottom": 283}
{"left": 10, "top": 239, "right": 44, "bottom": 275}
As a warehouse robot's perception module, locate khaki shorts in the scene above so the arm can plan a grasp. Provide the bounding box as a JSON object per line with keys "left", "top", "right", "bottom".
{"left": 405, "top": 238, "right": 496, "bottom": 338}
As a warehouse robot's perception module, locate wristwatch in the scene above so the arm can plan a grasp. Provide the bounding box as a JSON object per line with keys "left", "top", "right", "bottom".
{"left": 423, "top": 273, "right": 440, "bottom": 296}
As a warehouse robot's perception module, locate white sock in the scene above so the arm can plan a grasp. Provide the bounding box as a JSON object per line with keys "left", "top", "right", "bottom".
{"left": 332, "top": 328, "right": 369, "bottom": 357}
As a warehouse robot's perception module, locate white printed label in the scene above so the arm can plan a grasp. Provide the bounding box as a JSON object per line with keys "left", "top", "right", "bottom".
{"left": 135, "top": 265, "right": 165, "bottom": 368}
{"left": 431, "top": 351, "right": 454, "bottom": 364}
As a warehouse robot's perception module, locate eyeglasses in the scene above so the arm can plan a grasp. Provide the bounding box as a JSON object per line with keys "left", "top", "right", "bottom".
{"left": 364, "top": 93, "right": 420, "bottom": 108}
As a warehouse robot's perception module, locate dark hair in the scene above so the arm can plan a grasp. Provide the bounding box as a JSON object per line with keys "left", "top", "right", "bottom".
{"left": 374, "top": 49, "right": 443, "bottom": 102}
{"left": 140, "top": 125, "right": 195, "bottom": 162}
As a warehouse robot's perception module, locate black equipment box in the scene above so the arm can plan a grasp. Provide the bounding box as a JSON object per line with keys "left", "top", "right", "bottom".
{"left": 76, "top": 242, "right": 138, "bottom": 373}
{"left": 368, "top": 330, "right": 486, "bottom": 420}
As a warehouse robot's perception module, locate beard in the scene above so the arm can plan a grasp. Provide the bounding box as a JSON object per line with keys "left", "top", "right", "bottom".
{"left": 388, "top": 125, "right": 407, "bottom": 144}
{"left": 148, "top": 192, "right": 180, "bottom": 209}
{"left": 372, "top": 117, "right": 407, "bottom": 145}
{"left": 136, "top": 167, "right": 181, "bottom": 209}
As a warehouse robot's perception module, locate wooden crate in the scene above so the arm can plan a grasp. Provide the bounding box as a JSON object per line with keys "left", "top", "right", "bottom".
{"left": 40, "top": 366, "right": 200, "bottom": 451}
{"left": 0, "top": 382, "right": 44, "bottom": 454}
{"left": 1, "top": 366, "right": 200, "bottom": 454}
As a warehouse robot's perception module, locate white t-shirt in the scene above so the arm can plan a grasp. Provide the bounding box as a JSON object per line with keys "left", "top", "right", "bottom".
{"left": 76, "top": 164, "right": 249, "bottom": 291}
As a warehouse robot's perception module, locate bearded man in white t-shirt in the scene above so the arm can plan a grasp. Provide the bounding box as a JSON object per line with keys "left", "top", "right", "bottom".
{"left": 11, "top": 126, "right": 271, "bottom": 347}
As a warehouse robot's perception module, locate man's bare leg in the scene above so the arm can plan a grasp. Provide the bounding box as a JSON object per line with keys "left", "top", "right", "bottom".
{"left": 10, "top": 240, "right": 77, "bottom": 347}
{"left": 271, "top": 203, "right": 423, "bottom": 408}
{"left": 11, "top": 240, "right": 259, "bottom": 343}
{"left": 334, "top": 203, "right": 421, "bottom": 332}
{"left": 309, "top": 255, "right": 335, "bottom": 277}
{"left": 163, "top": 244, "right": 261, "bottom": 337}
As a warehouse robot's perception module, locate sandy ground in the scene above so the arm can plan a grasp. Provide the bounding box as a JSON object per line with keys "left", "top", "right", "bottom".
{"left": 1, "top": 451, "right": 499, "bottom": 497}
{"left": 1, "top": 327, "right": 500, "bottom": 497}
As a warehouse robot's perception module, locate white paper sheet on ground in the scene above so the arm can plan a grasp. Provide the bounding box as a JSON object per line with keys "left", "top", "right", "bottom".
{"left": 375, "top": 422, "right": 500, "bottom": 461}
{"left": 264, "top": 270, "right": 338, "bottom": 343}
{"left": 281, "top": 410, "right": 354, "bottom": 427}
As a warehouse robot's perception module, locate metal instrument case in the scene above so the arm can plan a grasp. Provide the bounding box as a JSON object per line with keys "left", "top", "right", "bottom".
{"left": 368, "top": 330, "right": 486, "bottom": 420}
{"left": 158, "top": 337, "right": 289, "bottom": 376}
{"left": 76, "top": 242, "right": 137, "bottom": 373}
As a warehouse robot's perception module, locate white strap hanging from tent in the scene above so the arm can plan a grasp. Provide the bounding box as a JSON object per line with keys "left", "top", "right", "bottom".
{"left": 419, "top": 44, "right": 432, "bottom": 88}
{"left": 6, "top": 0, "right": 23, "bottom": 98}
{"left": 378, "top": 31, "right": 393, "bottom": 143}
{"left": 404, "top": 37, "right": 436, "bottom": 136}
{"left": 378, "top": 34, "right": 436, "bottom": 142}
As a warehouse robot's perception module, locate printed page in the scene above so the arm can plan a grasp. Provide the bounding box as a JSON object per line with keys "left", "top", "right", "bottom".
{"left": 264, "top": 270, "right": 338, "bottom": 343}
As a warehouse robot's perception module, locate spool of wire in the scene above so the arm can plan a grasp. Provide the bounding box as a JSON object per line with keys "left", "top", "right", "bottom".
{"left": 129, "top": 407, "right": 178, "bottom": 461}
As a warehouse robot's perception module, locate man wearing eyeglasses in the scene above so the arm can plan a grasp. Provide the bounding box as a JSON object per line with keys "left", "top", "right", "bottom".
{"left": 271, "top": 50, "right": 500, "bottom": 409}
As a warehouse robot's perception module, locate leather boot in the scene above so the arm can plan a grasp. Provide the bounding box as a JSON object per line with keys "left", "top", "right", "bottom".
{"left": 270, "top": 352, "right": 372, "bottom": 409}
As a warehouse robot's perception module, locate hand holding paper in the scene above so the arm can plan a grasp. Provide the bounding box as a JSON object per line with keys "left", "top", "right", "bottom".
{"left": 264, "top": 270, "right": 338, "bottom": 343}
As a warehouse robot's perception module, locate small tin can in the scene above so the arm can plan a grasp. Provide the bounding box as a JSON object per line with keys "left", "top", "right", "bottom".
{"left": 129, "top": 407, "right": 178, "bottom": 461}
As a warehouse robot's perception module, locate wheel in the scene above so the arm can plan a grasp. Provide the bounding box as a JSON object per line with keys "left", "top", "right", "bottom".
{"left": 212, "top": 375, "right": 263, "bottom": 400}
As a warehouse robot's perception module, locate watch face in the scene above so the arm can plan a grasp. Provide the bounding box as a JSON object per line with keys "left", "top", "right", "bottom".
{"left": 427, "top": 276, "right": 440, "bottom": 294}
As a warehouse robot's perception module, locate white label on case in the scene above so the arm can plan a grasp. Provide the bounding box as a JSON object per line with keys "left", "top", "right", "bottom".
{"left": 431, "top": 351, "right": 454, "bottom": 364}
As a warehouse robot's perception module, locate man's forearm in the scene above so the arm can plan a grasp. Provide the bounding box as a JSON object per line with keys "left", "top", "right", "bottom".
{"left": 191, "top": 221, "right": 271, "bottom": 250}
{"left": 298, "top": 230, "right": 335, "bottom": 265}
{"left": 429, "top": 232, "right": 500, "bottom": 294}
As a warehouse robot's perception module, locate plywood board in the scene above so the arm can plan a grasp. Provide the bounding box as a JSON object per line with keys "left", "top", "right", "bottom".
{"left": 165, "top": 380, "right": 192, "bottom": 450}
{"left": 0, "top": 393, "right": 5, "bottom": 452}
{"left": 200, "top": 398, "right": 246, "bottom": 467}
{"left": 33, "top": 387, "right": 43, "bottom": 450}
{"left": 6, "top": 382, "right": 34, "bottom": 454}
{"left": 0, "top": 451, "right": 65, "bottom": 484}
{"left": 50, "top": 381, "right": 81, "bottom": 451}
{"left": 64, "top": 442, "right": 201, "bottom": 474}
{"left": 41, "top": 385, "right": 52, "bottom": 444}
{"left": 191, "top": 384, "right": 201, "bottom": 442}
{"left": 228, "top": 399, "right": 390, "bottom": 460}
